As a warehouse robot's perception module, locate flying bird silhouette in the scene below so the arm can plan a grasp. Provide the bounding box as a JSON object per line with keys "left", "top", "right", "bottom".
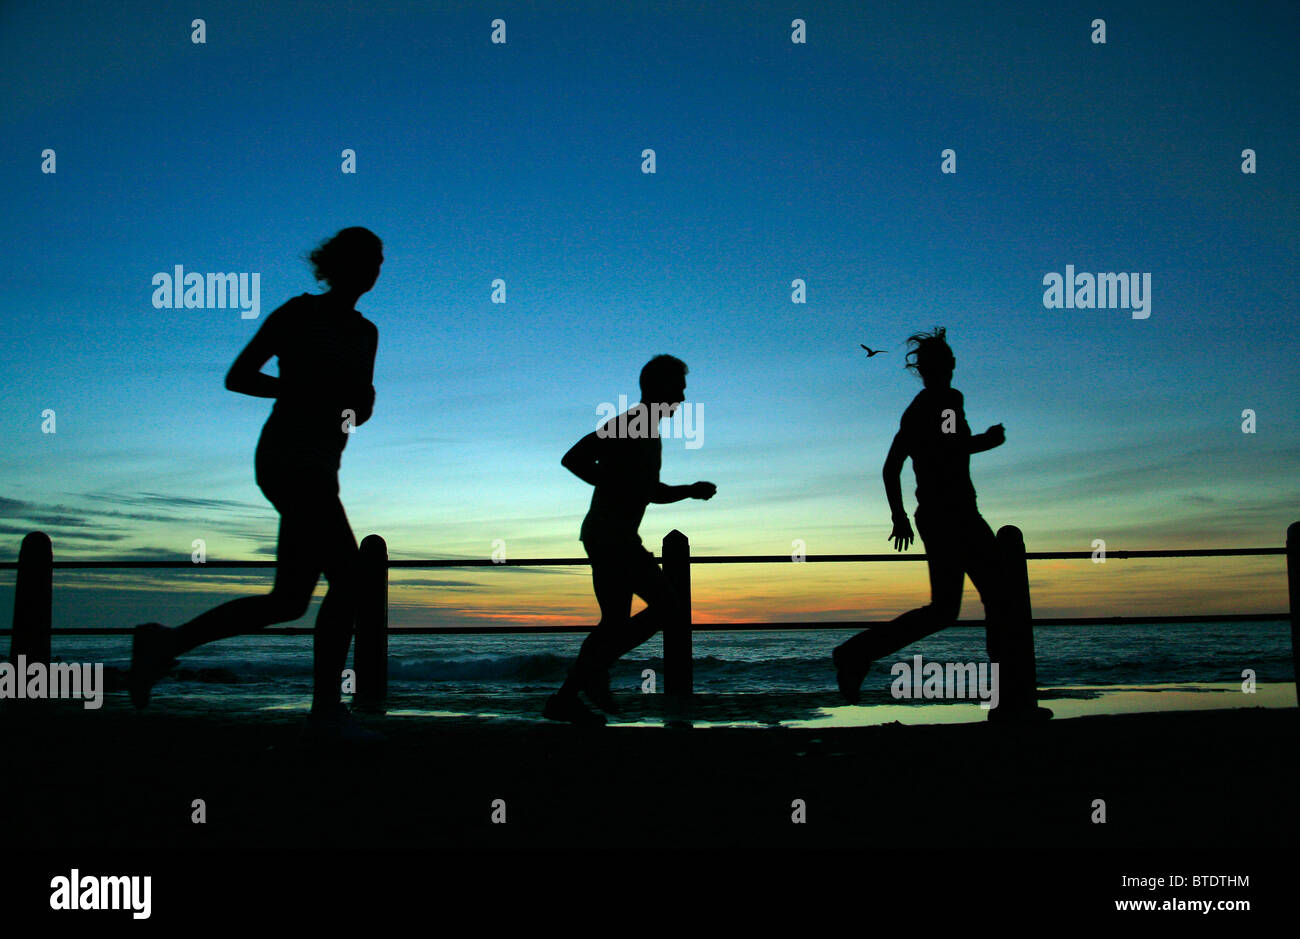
{"left": 860, "top": 344, "right": 888, "bottom": 357}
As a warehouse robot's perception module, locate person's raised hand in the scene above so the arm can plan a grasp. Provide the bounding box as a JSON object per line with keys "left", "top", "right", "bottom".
{"left": 985, "top": 424, "right": 1006, "bottom": 448}
{"left": 692, "top": 481, "right": 717, "bottom": 501}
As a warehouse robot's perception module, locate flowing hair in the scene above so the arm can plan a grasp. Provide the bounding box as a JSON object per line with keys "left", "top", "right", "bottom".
{"left": 306, "top": 227, "right": 383, "bottom": 288}
{"left": 904, "top": 326, "right": 953, "bottom": 377}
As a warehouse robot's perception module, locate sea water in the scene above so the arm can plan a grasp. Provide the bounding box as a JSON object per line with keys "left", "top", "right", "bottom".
{"left": 36, "top": 621, "right": 1296, "bottom": 726}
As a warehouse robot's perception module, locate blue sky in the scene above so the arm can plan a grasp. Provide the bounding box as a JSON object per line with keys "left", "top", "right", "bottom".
{"left": 1, "top": 0, "right": 1296, "bottom": 627}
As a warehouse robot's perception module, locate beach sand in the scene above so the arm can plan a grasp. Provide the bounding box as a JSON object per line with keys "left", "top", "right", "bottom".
{"left": 2, "top": 698, "right": 1296, "bottom": 853}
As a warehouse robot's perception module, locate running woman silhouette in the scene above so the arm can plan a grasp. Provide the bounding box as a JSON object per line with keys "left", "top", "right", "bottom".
{"left": 545, "top": 355, "right": 716, "bottom": 726}
{"left": 129, "top": 227, "right": 383, "bottom": 743}
{"left": 833, "top": 327, "right": 1012, "bottom": 705}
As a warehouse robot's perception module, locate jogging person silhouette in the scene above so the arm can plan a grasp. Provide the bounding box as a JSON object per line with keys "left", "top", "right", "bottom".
{"left": 129, "top": 227, "right": 383, "bottom": 742}
{"left": 545, "top": 355, "right": 716, "bottom": 726}
{"left": 833, "top": 327, "right": 1013, "bottom": 705}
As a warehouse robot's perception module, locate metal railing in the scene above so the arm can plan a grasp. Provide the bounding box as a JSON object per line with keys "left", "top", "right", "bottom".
{"left": 4, "top": 523, "right": 1298, "bottom": 713}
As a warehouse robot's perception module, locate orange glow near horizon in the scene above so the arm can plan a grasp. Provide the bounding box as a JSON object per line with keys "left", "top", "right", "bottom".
{"left": 7, "top": 555, "right": 1288, "bottom": 632}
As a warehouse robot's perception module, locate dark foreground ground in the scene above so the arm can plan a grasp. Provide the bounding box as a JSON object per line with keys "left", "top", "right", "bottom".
{"left": 3, "top": 702, "right": 1293, "bottom": 923}
{"left": 2, "top": 702, "right": 1295, "bottom": 852}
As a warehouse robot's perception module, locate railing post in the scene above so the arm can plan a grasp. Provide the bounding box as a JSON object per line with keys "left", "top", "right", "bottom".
{"left": 661, "top": 530, "right": 692, "bottom": 698}
{"left": 989, "top": 525, "right": 1047, "bottom": 720}
{"left": 10, "top": 532, "right": 52, "bottom": 669}
{"left": 353, "top": 534, "right": 388, "bottom": 713}
{"left": 1288, "top": 522, "right": 1299, "bottom": 708}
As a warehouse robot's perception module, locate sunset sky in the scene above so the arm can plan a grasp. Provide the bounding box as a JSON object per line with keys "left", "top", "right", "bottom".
{"left": 1, "top": 1, "right": 1296, "bottom": 630}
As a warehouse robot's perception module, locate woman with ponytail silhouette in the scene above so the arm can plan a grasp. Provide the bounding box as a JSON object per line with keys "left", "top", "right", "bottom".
{"left": 833, "top": 327, "right": 1016, "bottom": 708}
{"left": 130, "top": 227, "right": 383, "bottom": 743}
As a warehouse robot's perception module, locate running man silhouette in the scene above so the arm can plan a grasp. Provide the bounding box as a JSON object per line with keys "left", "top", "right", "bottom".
{"left": 129, "top": 227, "right": 383, "bottom": 743}
{"left": 545, "top": 355, "right": 716, "bottom": 726}
{"left": 833, "top": 327, "right": 1012, "bottom": 705}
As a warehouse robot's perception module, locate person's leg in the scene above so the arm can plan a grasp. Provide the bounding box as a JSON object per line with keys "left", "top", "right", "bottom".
{"left": 585, "top": 547, "right": 676, "bottom": 669}
{"left": 956, "top": 509, "right": 1005, "bottom": 659}
{"left": 561, "top": 546, "right": 677, "bottom": 716}
{"left": 286, "top": 473, "right": 382, "bottom": 742}
{"left": 161, "top": 442, "right": 322, "bottom": 658}
{"left": 129, "top": 475, "right": 324, "bottom": 709}
{"left": 834, "top": 507, "right": 965, "bottom": 701}
{"left": 580, "top": 549, "right": 677, "bottom": 716}
{"left": 167, "top": 508, "right": 320, "bottom": 656}
{"left": 546, "top": 547, "right": 631, "bottom": 724}
{"left": 556, "top": 549, "right": 634, "bottom": 699}
{"left": 308, "top": 492, "right": 359, "bottom": 713}
{"left": 957, "top": 509, "right": 1043, "bottom": 716}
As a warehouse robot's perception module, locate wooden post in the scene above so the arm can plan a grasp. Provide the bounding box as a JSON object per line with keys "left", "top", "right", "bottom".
{"left": 353, "top": 533, "right": 388, "bottom": 713}
{"left": 10, "top": 531, "right": 52, "bottom": 667}
{"left": 989, "top": 525, "right": 1047, "bottom": 720}
{"left": 1288, "top": 522, "right": 1299, "bottom": 709}
{"left": 661, "top": 530, "right": 693, "bottom": 698}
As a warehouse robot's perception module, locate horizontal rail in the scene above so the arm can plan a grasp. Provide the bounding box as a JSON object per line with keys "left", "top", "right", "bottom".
{"left": 0, "top": 546, "right": 1285, "bottom": 570}
{"left": 3, "top": 612, "right": 1287, "bottom": 636}
{"left": 7, "top": 523, "right": 1298, "bottom": 714}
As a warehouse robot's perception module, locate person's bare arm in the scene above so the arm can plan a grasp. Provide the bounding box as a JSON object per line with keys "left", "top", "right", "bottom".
{"left": 969, "top": 423, "right": 1005, "bottom": 453}
{"left": 651, "top": 481, "right": 716, "bottom": 504}
{"left": 225, "top": 308, "right": 285, "bottom": 399}
{"left": 883, "top": 431, "right": 908, "bottom": 520}
{"left": 353, "top": 322, "right": 378, "bottom": 426}
{"left": 561, "top": 432, "right": 603, "bottom": 487}
{"left": 883, "top": 431, "right": 914, "bottom": 551}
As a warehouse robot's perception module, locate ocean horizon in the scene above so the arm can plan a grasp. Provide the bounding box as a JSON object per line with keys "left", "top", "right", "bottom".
{"left": 29, "top": 619, "right": 1295, "bottom": 727}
